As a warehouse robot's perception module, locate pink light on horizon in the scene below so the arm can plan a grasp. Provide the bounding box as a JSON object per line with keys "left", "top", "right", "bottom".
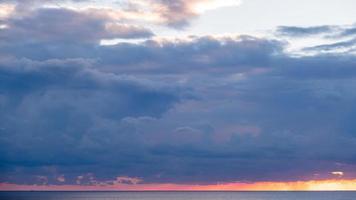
{"left": 1, "top": 179, "right": 356, "bottom": 191}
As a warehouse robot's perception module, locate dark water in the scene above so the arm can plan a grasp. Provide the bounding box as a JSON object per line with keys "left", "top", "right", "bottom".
{"left": 0, "top": 191, "right": 355, "bottom": 200}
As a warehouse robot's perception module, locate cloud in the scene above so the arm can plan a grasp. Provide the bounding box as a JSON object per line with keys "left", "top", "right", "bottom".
{"left": 0, "top": 56, "right": 181, "bottom": 119}
{"left": 340, "top": 26, "right": 356, "bottom": 37}
{"left": 331, "top": 172, "right": 344, "bottom": 177}
{"left": 57, "top": 175, "right": 66, "bottom": 183}
{"left": 0, "top": 35, "right": 284, "bottom": 72}
{"left": 0, "top": 56, "right": 183, "bottom": 185}
{"left": 137, "top": 0, "right": 241, "bottom": 28}
{"left": 276, "top": 24, "right": 356, "bottom": 39}
{"left": 276, "top": 25, "right": 335, "bottom": 37}
{"left": 1, "top": 21, "right": 356, "bottom": 186}
{"left": 0, "top": 7, "right": 154, "bottom": 44}
{"left": 97, "top": 36, "right": 283, "bottom": 74}
{"left": 0, "top": 3, "right": 15, "bottom": 19}
{"left": 115, "top": 176, "right": 142, "bottom": 185}
{"left": 276, "top": 23, "right": 356, "bottom": 54}
{"left": 0, "top": 0, "right": 241, "bottom": 29}
{"left": 303, "top": 38, "right": 356, "bottom": 52}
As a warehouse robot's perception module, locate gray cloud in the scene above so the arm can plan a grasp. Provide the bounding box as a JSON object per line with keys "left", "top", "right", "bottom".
{"left": 277, "top": 24, "right": 356, "bottom": 39}
{"left": 0, "top": 57, "right": 183, "bottom": 184}
{"left": 97, "top": 36, "right": 284, "bottom": 74}
{"left": 276, "top": 23, "right": 356, "bottom": 54}
{"left": 303, "top": 38, "right": 356, "bottom": 52}
{"left": 1, "top": 17, "right": 356, "bottom": 185}
{"left": 147, "top": 0, "right": 200, "bottom": 28}
{"left": 276, "top": 25, "right": 335, "bottom": 37}
{"left": 340, "top": 26, "right": 356, "bottom": 37}
{"left": 0, "top": 0, "right": 239, "bottom": 29}
{"left": 141, "top": 0, "right": 239, "bottom": 28}
{"left": 0, "top": 7, "right": 154, "bottom": 44}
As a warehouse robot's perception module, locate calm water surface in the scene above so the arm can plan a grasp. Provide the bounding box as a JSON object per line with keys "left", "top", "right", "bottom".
{"left": 0, "top": 191, "right": 355, "bottom": 200}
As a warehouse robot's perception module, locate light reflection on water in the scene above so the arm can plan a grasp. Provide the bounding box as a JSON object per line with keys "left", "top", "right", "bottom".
{"left": 0, "top": 191, "right": 355, "bottom": 200}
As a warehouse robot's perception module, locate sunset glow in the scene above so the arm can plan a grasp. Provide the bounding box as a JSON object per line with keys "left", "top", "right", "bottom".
{"left": 1, "top": 179, "right": 356, "bottom": 191}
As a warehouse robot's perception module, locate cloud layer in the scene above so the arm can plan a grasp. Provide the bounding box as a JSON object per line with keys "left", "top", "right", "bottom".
{"left": 0, "top": 0, "right": 241, "bottom": 29}
{"left": 0, "top": 0, "right": 356, "bottom": 187}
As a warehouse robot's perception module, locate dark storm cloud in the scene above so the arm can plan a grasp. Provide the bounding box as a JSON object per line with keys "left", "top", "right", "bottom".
{"left": 1, "top": 16, "right": 356, "bottom": 185}
{"left": 4, "top": 35, "right": 283, "bottom": 71}
{"left": 0, "top": 57, "right": 182, "bottom": 184}
{"left": 273, "top": 54, "right": 356, "bottom": 79}
{"left": 0, "top": 57, "right": 181, "bottom": 118}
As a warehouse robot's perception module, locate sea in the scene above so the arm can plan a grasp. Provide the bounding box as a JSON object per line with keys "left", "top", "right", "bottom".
{"left": 0, "top": 191, "right": 355, "bottom": 200}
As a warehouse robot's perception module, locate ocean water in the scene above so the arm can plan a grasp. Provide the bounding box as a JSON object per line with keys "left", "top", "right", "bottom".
{"left": 0, "top": 191, "right": 355, "bottom": 200}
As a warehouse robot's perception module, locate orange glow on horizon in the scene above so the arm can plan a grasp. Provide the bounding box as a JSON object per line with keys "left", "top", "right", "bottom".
{"left": 1, "top": 179, "right": 356, "bottom": 191}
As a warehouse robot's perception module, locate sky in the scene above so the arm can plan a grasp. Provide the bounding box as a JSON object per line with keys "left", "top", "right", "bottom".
{"left": 0, "top": 0, "right": 356, "bottom": 191}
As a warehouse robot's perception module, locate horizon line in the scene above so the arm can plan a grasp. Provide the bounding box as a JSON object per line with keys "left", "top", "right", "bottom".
{"left": 1, "top": 190, "right": 356, "bottom": 192}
